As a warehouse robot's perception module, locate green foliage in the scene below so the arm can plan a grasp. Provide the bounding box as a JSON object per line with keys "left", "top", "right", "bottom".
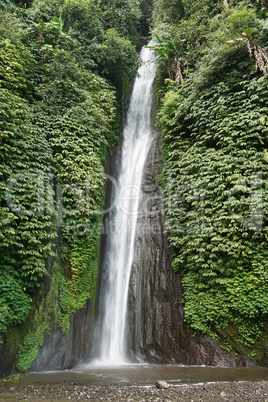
{"left": 59, "top": 236, "right": 99, "bottom": 334}
{"left": 16, "top": 323, "right": 48, "bottom": 372}
{"left": 0, "top": 88, "right": 56, "bottom": 288}
{"left": 159, "top": 67, "right": 268, "bottom": 348}
{"left": 0, "top": 36, "right": 29, "bottom": 93}
{"left": 155, "top": 1, "right": 268, "bottom": 353}
{"left": 153, "top": 3, "right": 266, "bottom": 96}
{"left": 0, "top": 28, "right": 56, "bottom": 336}
{"left": 139, "top": 0, "right": 154, "bottom": 37}
{"left": 0, "top": 273, "right": 31, "bottom": 333}
{"left": 97, "top": 0, "right": 144, "bottom": 44}
{"left": 153, "top": 0, "right": 185, "bottom": 24}
{"left": 97, "top": 28, "right": 139, "bottom": 109}
{"left": 0, "top": 0, "right": 140, "bottom": 357}
{"left": 147, "top": 32, "right": 186, "bottom": 82}
{"left": 60, "top": 0, "right": 104, "bottom": 70}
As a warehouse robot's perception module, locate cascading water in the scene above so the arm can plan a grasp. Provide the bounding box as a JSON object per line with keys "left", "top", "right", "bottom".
{"left": 93, "top": 44, "right": 156, "bottom": 365}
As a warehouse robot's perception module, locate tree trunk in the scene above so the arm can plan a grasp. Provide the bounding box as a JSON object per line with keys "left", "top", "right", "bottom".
{"left": 223, "top": 0, "right": 229, "bottom": 12}
{"left": 175, "top": 57, "right": 183, "bottom": 84}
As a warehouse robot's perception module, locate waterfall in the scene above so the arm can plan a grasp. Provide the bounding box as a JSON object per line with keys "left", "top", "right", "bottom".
{"left": 93, "top": 44, "right": 156, "bottom": 365}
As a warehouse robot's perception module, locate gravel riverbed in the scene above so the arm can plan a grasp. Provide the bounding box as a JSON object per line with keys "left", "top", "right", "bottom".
{"left": 0, "top": 381, "right": 268, "bottom": 401}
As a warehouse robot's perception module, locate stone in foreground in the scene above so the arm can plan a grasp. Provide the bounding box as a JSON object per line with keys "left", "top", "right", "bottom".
{"left": 156, "top": 380, "right": 169, "bottom": 389}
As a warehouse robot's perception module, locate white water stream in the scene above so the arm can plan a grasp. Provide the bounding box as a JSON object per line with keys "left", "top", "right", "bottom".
{"left": 94, "top": 45, "right": 156, "bottom": 365}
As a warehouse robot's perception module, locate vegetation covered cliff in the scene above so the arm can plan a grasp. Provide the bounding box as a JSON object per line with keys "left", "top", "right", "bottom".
{"left": 152, "top": 0, "right": 268, "bottom": 362}
{"left": 0, "top": 0, "right": 152, "bottom": 374}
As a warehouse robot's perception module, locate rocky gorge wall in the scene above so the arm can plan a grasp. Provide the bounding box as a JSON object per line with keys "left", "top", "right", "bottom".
{"left": 126, "top": 126, "right": 258, "bottom": 367}
{"left": 30, "top": 299, "right": 93, "bottom": 372}
{"left": 0, "top": 105, "right": 263, "bottom": 379}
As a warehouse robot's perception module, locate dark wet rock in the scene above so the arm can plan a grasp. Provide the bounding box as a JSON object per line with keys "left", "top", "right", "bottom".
{"left": 30, "top": 299, "right": 93, "bottom": 371}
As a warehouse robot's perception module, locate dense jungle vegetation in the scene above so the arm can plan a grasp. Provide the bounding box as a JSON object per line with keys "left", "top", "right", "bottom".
{"left": 0, "top": 0, "right": 152, "bottom": 372}
{"left": 153, "top": 0, "right": 268, "bottom": 357}
{"left": 0, "top": 0, "right": 267, "bottom": 373}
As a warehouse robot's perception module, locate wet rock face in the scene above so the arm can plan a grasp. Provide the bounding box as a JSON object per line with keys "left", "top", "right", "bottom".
{"left": 31, "top": 299, "right": 92, "bottom": 371}
{"left": 126, "top": 129, "right": 254, "bottom": 367}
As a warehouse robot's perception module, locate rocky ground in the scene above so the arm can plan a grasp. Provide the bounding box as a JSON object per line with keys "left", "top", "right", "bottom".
{"left": 0, "top": 381, "right": 268, "bottom": 401}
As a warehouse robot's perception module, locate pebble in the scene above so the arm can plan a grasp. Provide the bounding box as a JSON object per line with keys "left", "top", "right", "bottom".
{"left": 0, "top": 381, "right": 268, "bottom": 401}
